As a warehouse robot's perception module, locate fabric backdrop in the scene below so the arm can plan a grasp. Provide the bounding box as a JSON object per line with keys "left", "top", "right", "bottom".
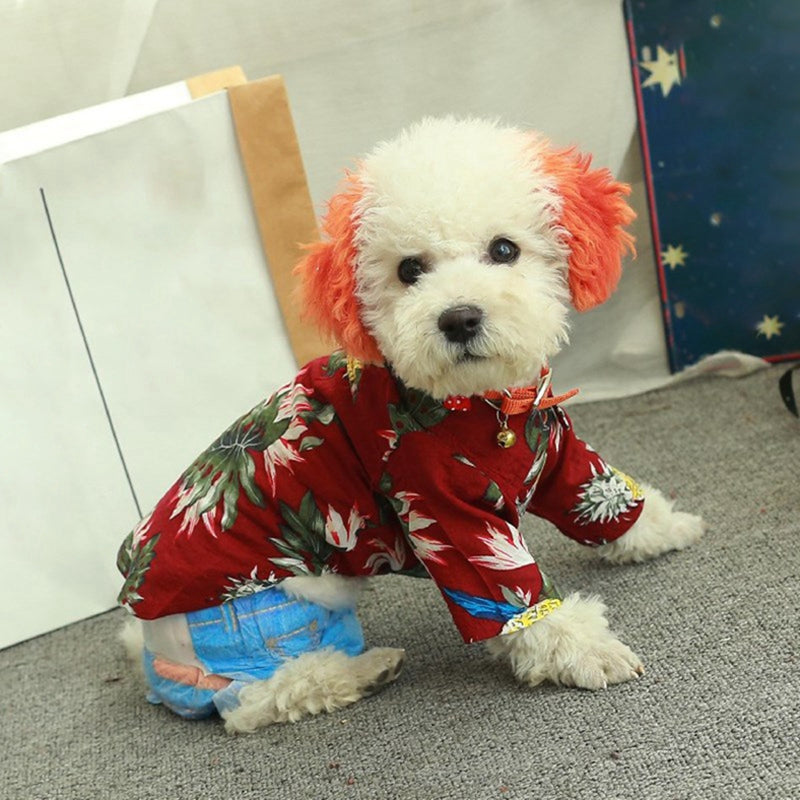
{"left": 0, "top": 0, "right": 699, "bottom": 402}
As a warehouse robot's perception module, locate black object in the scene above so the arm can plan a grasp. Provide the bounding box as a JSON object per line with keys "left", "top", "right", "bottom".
{"left": 779, "top": 364, "right": 799, "bottom": 417}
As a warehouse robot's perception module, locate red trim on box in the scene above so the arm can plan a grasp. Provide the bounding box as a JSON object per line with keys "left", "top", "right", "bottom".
{"left": 626, "top": 15, "right": 676, "bottom": 368}
{"left": 765, "top": 351, "right": 800, "bottom": 364}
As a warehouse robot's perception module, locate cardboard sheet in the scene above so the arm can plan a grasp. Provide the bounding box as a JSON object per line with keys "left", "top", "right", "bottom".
{"left": 229, "top": 76, "right": 327, "bottom": 365}
{"left": 0, "top": 82, "right": 192, "bottom": 165}
{"left": 186, "top": 65, "right": 247, "bottom": 99}
{"left": 0, "top": 183, "right": 139, "bottom": 648}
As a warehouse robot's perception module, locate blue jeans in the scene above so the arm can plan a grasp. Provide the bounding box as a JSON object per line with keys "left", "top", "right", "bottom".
{"left": 141, "top": 585, "right": 364, "bottom": 719}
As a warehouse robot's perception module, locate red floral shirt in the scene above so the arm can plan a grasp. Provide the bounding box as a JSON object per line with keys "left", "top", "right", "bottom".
{"left": 117, "top": 353, "right": 644, "bottom": 643}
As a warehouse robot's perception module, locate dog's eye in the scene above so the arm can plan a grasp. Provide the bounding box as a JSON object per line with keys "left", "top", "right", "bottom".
{"left": 488, "top": 237, "right": 520, "bottom": 264}
{"left": 397, "top": 257, "right": 426, "bottom": 285}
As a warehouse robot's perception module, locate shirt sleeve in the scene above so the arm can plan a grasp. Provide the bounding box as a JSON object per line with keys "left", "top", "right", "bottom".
{"left": 384, "top": 444, "right": 560, "bottom": 644}
{"left": 527, "top": 408, "right": 645, "bottom": 546}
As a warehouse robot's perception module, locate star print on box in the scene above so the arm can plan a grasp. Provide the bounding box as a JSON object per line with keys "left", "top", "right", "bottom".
{"left": 661, "top": 244, "right": 688, "bottom": 270}
{"left": 756, "top": 315, "right": 784, "bottom": 341}
{"left": 625, "top": 0, "right": 800, "bottom": 370}
{"left": 639, "top": 44, "right": 684, "bottom": 97}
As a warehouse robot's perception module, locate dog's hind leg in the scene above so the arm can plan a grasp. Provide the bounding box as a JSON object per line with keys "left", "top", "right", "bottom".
{"left": 118, "top": 618, "right": 145, "bottom": 676}
{"left": 221, "top": 646, "right": 405, "bottom": 733}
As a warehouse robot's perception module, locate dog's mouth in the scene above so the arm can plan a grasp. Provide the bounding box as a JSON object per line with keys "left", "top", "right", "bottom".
{"left": 455, "top": 348, "right": 487, "bottom": 365}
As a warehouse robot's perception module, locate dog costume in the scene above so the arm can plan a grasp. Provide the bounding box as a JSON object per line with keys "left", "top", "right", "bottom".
{"left": 119, "top": 351, "right": 645, "bottom": 714}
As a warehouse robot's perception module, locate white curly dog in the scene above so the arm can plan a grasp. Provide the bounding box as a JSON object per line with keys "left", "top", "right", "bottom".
{"left": 122, "top": 118, "right": 704, "bottom": 732}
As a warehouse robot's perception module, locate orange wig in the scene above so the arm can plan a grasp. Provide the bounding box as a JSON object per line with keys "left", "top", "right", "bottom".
{"left": 294, "top": 173, "right": 383, "bottom": 363}
{"left": 538, "top": 143, "right": 636, "bottom": 311}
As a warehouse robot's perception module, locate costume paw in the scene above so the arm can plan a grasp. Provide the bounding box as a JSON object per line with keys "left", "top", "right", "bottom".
{"left": 598, "top": 485, "right": 706, "bottom": 564}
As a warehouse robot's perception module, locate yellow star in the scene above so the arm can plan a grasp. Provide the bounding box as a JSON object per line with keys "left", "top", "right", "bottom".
{"left": 662, "top": 244, "right": 688, "bottom": 269}
{"left": 640, "top": 45, "right": 682, "bottom": 97}
{"left": 755, "top": 315, "right": 784, "bottom": 340}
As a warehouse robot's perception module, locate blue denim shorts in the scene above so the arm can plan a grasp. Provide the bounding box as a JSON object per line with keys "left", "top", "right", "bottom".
{"left": 141, "top": 585, "right": 364, "bottom": 719}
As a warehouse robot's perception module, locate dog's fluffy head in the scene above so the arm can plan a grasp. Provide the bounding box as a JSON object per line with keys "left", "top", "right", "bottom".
{"left": 298, "top": 117, "right": 634, "bottom": 398}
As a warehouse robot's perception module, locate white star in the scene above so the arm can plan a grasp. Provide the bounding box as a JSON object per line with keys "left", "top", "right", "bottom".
{"left": 662, "top": 244, "right": 689, "bottom": 269}
{"left": 640, "top": 45, "right": 682, "bottom": 98}
{"left": 755, "top": 315, "right": 784, "bottom": 340}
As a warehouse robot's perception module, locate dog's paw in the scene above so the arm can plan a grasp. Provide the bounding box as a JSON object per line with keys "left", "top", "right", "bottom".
{"left": 598, "top": 485, "right": 706, "bottom": 564}
{"left": 546, "top": 634, "right": 644, "bottom": 691}
{"left": 668, "top": 510, "right": 706, "bottom": 550}
{"left": 487, "top": 594, "right": 643, "bottom": 691}
{"left": 223, "top": 646, "right": 406, "bottom": 732}
{"left": 353, "top": 647, "right": 406, "bottom": 696}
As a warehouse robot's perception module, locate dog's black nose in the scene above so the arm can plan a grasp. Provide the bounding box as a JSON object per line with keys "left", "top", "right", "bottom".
{"left": 437, "top": 305, "right": 484, "bottom": 344}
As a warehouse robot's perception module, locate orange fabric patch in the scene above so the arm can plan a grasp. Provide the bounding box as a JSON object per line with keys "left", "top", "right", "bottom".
{"left": 152, "top": 656, "right": 232, "bottom": 691}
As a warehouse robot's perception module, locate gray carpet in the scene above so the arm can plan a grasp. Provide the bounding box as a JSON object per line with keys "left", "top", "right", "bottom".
{"left": 4, "top": 366, "right": 798, "bottom": 800}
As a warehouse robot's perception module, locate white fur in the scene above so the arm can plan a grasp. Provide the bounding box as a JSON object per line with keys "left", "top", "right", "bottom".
{"left": 355, "top": 118, "right": 571, "bottom": 399}
{"left": 281, "top": 573, "right": 365, "bottom": 610}
{"left": 124, "top": 118, "right": 705, "bottom": 729}
{"left": 485, "top": 486, "right": 705, "bottom": 689}
{"left": 222, "top": 646, "right": 405, "bottom": 733}
{"left": 597, "top": 485, "right": 706, "bottom": 564}
{"left": 118, "top": 617, "right": 144, "bottom": 668}
{"left": 486, "top": 593, "right": 643, "bottom": 689}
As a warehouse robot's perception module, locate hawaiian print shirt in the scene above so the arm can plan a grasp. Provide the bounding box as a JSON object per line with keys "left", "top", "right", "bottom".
{"left": 117, "top": 353, "right": 645, "bottom": 644}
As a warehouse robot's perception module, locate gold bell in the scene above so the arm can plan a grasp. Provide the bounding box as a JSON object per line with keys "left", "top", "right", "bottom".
{"left": 496, "top": 426, "right": 517, "bottom": 448}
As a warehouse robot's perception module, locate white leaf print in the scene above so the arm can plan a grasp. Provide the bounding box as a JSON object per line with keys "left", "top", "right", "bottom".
{"left": 469, "top": 521, "right": 535, "bottom": 571}
{"left": 364, "top": 533, "right": 407, "bottom": 572}
{"left": 407, "top": 531, "right": 451, "bottom": 565}
{"left": 393, "top": 491, "right": 421, "bottom": 517}
{"left": 171, "top": 482, "right": 219, "bottom": 538}
{"left": 347, "top": 507, "right": 367, "bottom": 538}
{"left": 324, "top": 506, "right": 366, "bottom": 551}
{"left": 571, "top": 462, "right": 641, "bottom": 525}
{"left": 263, "top": 438, "right": 304, "bottom": 488}
{"left": 275, "top": 382, "right": 314, "bottom": 422}
{"left": 378, "top": 429, "right": 399, "bottom": 462}
{"left": 221, "top": 565, "right": 278, "bottom": 601}
{"left": 512, "top": 585, "right": 534, "bottom": 607}
{"left": 407, "top": 510, "right": 435, "bottom": 532}
{"left": 131, "top": 510, "right": 154, "bottom": 548}
{"left": 269, "top": 556, "right": 312, "bottom": 575}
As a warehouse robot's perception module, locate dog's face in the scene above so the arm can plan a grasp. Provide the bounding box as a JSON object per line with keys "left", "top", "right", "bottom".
{"left": 353, "top": 122, "right": 571, "bottom": 398}
{"left": 299, "top": 118, "right": 635, "bottom": 399}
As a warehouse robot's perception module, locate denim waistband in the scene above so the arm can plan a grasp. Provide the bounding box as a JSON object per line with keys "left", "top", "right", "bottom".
{"left": 184, "top": 585, "right": 364, "bottom": 681}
